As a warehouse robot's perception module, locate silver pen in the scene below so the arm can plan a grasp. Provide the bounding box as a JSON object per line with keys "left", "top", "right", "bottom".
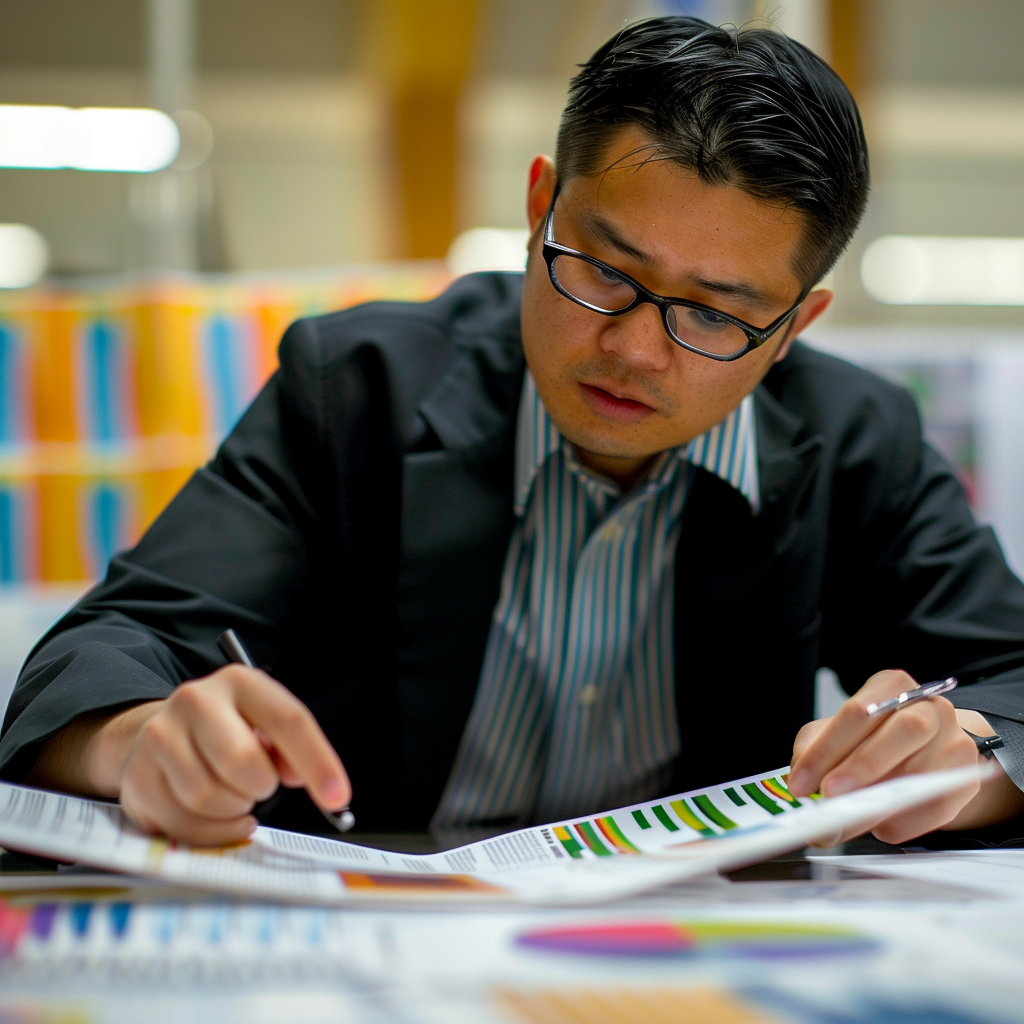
{"left": 865, "top": 676, "right": 958, "bottom": 717}
{"left": 217, "top": 629, "right": 355, "bottom": 834}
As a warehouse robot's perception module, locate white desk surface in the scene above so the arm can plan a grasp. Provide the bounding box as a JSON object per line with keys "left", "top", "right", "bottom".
{"left": 1, "top": 848, "right": 1022, "bottom": 1024}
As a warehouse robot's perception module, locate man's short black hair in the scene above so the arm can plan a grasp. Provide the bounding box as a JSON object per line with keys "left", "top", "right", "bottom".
{"left": 555, "top": 16, "right": 870, "bottom": 288}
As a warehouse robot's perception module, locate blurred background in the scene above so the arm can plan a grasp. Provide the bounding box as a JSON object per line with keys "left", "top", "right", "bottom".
{"left": 0, "top": 0, "right": 1023, "bottom": 714}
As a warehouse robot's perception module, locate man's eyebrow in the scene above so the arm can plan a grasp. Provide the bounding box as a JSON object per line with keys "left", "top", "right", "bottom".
{"left": 577, "top": 212, "right": 654, "bottom": 266}
{"left": 576, "top": 213, "right": 780, "bottom": 313}
{"left": 688, "top": 275, "right": 778, "bottom": 313}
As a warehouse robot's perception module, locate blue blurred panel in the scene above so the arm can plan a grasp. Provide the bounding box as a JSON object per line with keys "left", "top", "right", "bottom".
{"left": 86, "top": 320, "right": 121, "bottom": 443}
{"left": 204, "top": 315, "right": 246, "bottom": 436}
{"left": 0, "top": 323, "right": 22, "bottom": 444}
{"left": 90, "top": 484, "right": 124, "bottom": 575}
{"left": 655, "top": 0, "right": 753, "bottom": 23}
{"left": 0, "top": 488, "right": 18, "bottom": 583}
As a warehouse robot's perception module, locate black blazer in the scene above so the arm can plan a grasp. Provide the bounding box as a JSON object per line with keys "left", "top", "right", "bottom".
{"left": 3, "top": 272, "right": 1024, "bottom": 831}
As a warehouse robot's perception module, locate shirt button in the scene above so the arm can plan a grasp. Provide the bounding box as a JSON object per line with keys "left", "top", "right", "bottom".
{"left": 578, "top": 685, "right": 598, "bottom": 707}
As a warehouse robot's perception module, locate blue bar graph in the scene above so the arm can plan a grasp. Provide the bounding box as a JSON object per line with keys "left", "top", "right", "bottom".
{"left": 85, "top": 320, "right": 121, "bottom": 443}
{"left": 0, "top": 488, "right": 18, "bottom": 582}
{"left": 205, "top": 315, "right": 246, "bottom": 435}
{"left": 0, "top": 323, "right": 21, "bottom": 444}
{"left": 90, "top": 484, "right": 124, "bottom": 575}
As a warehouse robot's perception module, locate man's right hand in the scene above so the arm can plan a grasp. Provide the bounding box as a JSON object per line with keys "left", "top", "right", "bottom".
{"left": 26, "top": 665, "right": 351, "bottom": 847}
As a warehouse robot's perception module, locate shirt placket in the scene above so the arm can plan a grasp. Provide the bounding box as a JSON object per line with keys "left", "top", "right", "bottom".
{"left": 536, "top": 470, "right": 672, "bottom": 819}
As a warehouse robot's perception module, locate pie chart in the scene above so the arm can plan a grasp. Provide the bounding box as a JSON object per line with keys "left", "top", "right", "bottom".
{"left": 516, "top": 920, "right": 878, "bottom": 960}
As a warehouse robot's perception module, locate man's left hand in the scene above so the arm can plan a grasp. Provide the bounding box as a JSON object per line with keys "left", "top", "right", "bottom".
{"left": 787, "top": 669, "right": 1024, "bottom": 844}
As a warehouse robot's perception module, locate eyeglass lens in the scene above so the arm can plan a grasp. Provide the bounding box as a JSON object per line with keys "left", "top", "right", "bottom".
{"left": 550, "top": 252, "right": 752, "bottom": 357}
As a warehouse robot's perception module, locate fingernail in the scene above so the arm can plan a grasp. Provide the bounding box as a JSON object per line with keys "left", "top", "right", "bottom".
{"left": 787, "top": 769, "right": 808, "bottom": 795}
{"left": 322, "top": 778, "right": 347, "bottom": 807}
{"left": 825, "top": 775, "right": 855, "bottom": 797}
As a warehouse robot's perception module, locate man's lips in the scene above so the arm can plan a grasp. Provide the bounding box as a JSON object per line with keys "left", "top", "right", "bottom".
{"left": 578, "top": 383, "right": 656, "bottom": 422}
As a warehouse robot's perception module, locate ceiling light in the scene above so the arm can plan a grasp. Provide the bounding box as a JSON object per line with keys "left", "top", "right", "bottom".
{"left": 447, "top": 228, "right": 530, "bottom": 277}
{"left": 0, "top": 105, "right": 180, "bottom": 173}
{"left": 0, "top": 225, "right": 48, "bottom": 289}
{"left": 862, "top": 235, "right": 1024, "bottom": 305}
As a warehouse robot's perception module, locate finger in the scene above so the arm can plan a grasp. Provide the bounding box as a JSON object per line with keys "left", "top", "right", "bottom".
{"left": 121, "top": 753, "right": 257, "bottom": 846}
{"left": 255, "top": 728, "right": 303, "bottom": 788}
{"left": 140, "top": 712, "right": 256, "bottom": 819}
{"left": 790, "top": 717, "right": 830, "bottom": 766}
{"left": 788, "top": 670, "right": 918, "bottom": 795}
{"left": 228, "top": 669, "right": 351, "bottom": 810}
{"left": 819, "top": 701, "right": 942, "bottom": 797}
{"left": 171, "top": 679, "right": 280, "bottom": 802}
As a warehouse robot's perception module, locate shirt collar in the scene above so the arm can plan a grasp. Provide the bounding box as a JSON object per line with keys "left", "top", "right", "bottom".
{"left": 514, "top": 371, "right": 760, "bottom": 515}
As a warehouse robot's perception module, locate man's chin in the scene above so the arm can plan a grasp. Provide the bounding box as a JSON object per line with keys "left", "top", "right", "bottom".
{"left": 557, "top": 424, "right": 666, "bottom": 464}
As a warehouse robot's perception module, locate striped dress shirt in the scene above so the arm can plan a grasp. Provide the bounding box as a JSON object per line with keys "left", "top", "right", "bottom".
{"left": 434, "top": 372, "right": 760, "bottom": 827}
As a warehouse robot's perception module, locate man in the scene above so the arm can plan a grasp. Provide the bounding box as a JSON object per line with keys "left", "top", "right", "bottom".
{"left": 3, "top": 18, "right": 1024, "bottom": 846}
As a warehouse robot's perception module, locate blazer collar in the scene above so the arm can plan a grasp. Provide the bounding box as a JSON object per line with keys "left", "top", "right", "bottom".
{"left": 418, "top": 335, "right": 524, "bottom": 452}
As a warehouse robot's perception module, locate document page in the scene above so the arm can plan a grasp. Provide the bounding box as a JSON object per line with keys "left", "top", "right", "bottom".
{"left": 0, "top": 765, "right": 982, "bottom": 906}
{"left": 254, "top": 767, "right": 814, "bottom": 873}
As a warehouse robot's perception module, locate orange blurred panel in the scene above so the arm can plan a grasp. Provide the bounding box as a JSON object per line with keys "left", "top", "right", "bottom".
{"left": 393, "top": 86, "right": 462, "bottom": 259}
{"left": 253, "top": 299, "right": 297, "bottom": 383}
{"left": 32, "top": 307, "right": 79, "bottom": 443}
{"left": 134, "top": 300, "right": 205, "bottom": 437}
{"left": 369, "top": 0, "right": 480, "bottom": 259}
{"left": 37, "top": 474, "right": 85, "bottom": 581}
{"left": 830, "top": 0, "right": 863, "bottom": 99}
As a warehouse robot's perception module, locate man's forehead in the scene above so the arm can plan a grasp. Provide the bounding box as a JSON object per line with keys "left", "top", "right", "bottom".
{"left": 558, "top": 159, "right": 806, "bottom": 310}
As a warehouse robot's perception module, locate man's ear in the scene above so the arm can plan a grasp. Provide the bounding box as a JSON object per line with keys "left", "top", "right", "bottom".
{"left": 526, "top": 156, "right": 557, "bottom": 237}
{"left": 774, "top": 288, "right": 833, "bottom": 363}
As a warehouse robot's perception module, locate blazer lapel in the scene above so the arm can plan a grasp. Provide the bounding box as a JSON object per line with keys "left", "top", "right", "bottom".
{"left": 394, "top": 345, "right": 524, "bottom": 824}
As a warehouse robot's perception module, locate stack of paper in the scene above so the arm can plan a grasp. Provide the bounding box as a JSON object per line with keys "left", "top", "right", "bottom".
{"left": 0, "top": 765, "right": 981, "bottom": 906}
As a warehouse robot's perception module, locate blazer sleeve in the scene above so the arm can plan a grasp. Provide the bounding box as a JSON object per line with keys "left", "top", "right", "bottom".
{"left": 820, "top": 379, "right": 1024, "bottom": 766}
{"left": 0, "top": 321, "right": 332, "bottom": 782}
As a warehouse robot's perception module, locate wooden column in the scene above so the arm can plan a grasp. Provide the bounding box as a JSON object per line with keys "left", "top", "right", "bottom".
{"left": 365, "top": 0, "right": 480, "bottom": 259}
{"left": 829, "top": 0, "right": 862, "bottom": 99}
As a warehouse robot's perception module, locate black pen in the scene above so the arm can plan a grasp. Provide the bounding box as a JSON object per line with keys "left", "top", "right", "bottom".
{"left": 217, "top": 629, "right": 355, "bottom": 834}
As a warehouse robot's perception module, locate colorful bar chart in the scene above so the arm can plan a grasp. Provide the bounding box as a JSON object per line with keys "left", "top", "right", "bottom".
{"left": 547, "top": 773, "right": 810, "bottom": 863}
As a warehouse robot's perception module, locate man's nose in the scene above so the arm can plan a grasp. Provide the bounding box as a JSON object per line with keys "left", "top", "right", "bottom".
{"left": 598, "top": 302, "right": 674, "bottom": 373}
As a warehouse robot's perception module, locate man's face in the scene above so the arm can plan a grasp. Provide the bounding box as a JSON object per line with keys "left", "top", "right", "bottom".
{"left": 520, "top": 127, "right": 831, "bottom": 475}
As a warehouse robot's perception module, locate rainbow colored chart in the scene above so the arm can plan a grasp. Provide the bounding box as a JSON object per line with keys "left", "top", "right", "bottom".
{"left": 516, "top": 919, "right": 878, "bottom": 960}
{"left": 547, "top": 774, "right": 816, "bottom": 861}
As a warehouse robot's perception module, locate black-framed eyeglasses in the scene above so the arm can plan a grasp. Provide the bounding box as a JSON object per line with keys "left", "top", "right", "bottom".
{"left": 541, "top": 183, "right": 809, "bottom": 362}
